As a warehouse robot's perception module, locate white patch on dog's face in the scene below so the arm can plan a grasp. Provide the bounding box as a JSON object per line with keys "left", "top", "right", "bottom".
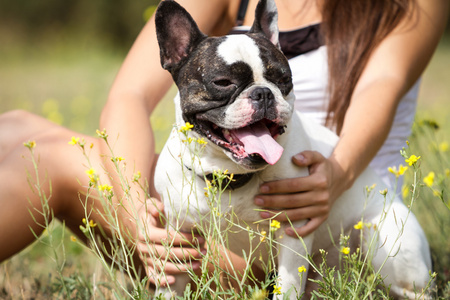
{"left": 216, "top": 35, "right": 293, "bottom": 129}
{"left": 218, "top": 35, "right": 265, "bottom": 82}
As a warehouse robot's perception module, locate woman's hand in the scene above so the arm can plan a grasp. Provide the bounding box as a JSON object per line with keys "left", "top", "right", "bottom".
{"left": 254, "top": 151, "right": 347, "bottom": 237}
{"left": 136, "top": 198, "right": 205, "bottom": 286}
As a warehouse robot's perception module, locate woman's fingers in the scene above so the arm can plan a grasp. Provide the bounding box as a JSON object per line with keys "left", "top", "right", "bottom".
{"left": 255, "top": 185, "right": 330, "bottom": 209}
{"left": 145, "top": 260, "right": 201, "bottom": 286}
{"left": 285, "top": 217, "right": 327, "bottom": 237}
{"left": 258, "top": 201, "right": 330, "bottom": 222}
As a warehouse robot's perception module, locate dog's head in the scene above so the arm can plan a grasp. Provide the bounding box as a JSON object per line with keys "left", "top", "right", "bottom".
{"left": 155, "top": 0, "right": 294, "bottom": 170}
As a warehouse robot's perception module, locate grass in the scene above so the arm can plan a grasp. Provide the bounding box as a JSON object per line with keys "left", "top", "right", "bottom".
{"left": 0, "top": 35, "right": 449, "bottom": 299}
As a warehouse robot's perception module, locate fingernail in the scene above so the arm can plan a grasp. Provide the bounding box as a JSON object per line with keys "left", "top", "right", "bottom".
{"left": 294, "top": 153, "right": 305, "bottom": 162}
{"left": 261, "top": 211, "right": 270, "bottom": 219}
{"left": 285, "top": 228, "right": 295, "bottom": 236}
{"left": 201, "top": 248, "right": 207, "bottom": 255}
{"left": 260, "top": 185, "right": 269, "bottom": 193}
{"left": 254, "top": 198, "right": 264, "bottom": 206}
{"left": 191, "top": 261, "right": 201, "bottom": 269}
{"left": 166, "top": 276, "right": 176, "bottom": 285}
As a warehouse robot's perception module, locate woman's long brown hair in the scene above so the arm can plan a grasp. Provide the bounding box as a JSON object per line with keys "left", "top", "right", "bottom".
{"left": 321, "top": 0, "right": 412, "bottom": 134}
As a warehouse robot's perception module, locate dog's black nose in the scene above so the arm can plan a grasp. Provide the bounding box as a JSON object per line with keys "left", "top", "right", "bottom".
{"left": 250, "top": 87, "right": 274, "bottom": 103}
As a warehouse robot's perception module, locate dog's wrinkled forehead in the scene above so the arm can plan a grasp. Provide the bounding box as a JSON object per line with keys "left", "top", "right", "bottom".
{"left": 217, "top": 35, "right": 264, "bottom": 80}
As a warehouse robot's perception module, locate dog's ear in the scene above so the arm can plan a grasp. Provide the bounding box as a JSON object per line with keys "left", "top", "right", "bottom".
{"left": 249, "top": 0, "right": 280, "bottom": 48}
{"left": 155, "top": 0, "right": 206, "bottom": 75}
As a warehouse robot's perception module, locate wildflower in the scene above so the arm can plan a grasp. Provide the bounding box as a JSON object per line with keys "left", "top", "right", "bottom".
{"left": 68, "top": 136, "right": 80, "bottom": 145}
{"left": 439, "top": 141, "right": 449, "bottom": 152}
{"left": 111, "top": 156, "right": 125, "bottom": 163}
{"left": 196, "top": 138, "right": 207, "bottom": 145}
{"left": 178, "top": 122, "right": 194, "bottom": 133}
{"left": 341, "top": 247, "right": 350, "bottom": 255}
{"left": 365, "top": 183, "right": 377, "bottom": 193}
{"left": 354, "top": 221, "right": 372, "bottom": 230}
{"left": 446, "top": 169, "right": 450, "bottom": 177}
{"left": 423, "top": 172, "right": 435, "bottom": 187}
{"left": 260, "top": 230, "right": 267, "bottom": 242}
{"left": 132, "top": 171, "right": 141, "bottom": 183}
{"left": 70, "top": 235, "right": 77, "bottom": 242}
{"left": 354, "top": 221, "right": 363, "bottom": 230}
{"left": 298, "top": 265, "right": 307, "bottom": 273}
{"left": 89, "top": 220, "right": 97, "bottom": 228}
{"left": 388, "top": 164, "right": 408, "bottom": 178}
{"left": 23, "top": 140, "right": 36, "bottom": 149}
{"left": 96, "top": 129, "right": 108, "bottom": 139}
{"left": 272, "top": 285, "right": 282, "bottom": 295}
{"left": 379, "top": 188, "right": 388, "bottom": 196}
{"left": 405, "top": 154, "right": 421, "bottom": 166}
{"left": 99, "top": 184, "right": 113, "bottom": 192}
{"left": 270, "top": 220, "right": 281, "bottom": 231}
{"left": 85, "top": 168, "right": 98, "bottom": 184}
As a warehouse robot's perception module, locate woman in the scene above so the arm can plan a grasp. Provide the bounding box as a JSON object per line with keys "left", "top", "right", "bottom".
{"left": 0, "top": 0, "right": 448, "bottom": 295}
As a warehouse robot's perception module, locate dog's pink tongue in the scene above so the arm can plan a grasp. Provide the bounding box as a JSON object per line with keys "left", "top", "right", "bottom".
{"left": 232, "top": 123, "right": 283, "bottom": 165}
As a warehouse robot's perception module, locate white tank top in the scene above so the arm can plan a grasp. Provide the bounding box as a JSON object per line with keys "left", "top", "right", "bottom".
{"left": 290, "top": 45, "right": 419, "bottom": 192}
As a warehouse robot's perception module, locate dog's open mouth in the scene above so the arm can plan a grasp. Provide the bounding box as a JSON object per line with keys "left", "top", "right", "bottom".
{"left": 196, "top": 119, "right": 285, "bottom": 165}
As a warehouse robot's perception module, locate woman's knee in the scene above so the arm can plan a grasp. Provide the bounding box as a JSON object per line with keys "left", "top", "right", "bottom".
{"left": 0, "top": 110, "right": 57, "bottom": 159}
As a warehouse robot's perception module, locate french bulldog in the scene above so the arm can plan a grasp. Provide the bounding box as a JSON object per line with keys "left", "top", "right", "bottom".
{"left": 153, "top": 0, "right": 431, "bottom": 298}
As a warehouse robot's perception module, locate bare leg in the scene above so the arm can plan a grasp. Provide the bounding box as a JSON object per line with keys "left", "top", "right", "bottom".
{"left": 0, "top": 110, "right": 110, "bottom": 262}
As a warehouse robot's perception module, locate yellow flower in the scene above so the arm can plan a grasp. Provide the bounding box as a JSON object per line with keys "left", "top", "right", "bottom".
{"left": 270, "top": 220, "right": 281, "bottom": 231}
{"left": 445, "top": 169, "right": 450, "bottom": 177}
{"left": 405, "top": 155, "right": 421, "bottom": 166}
{"left": 96, "top": 129, "right": 108, "bottom": 139}
{"left": 341, "top": 247, "right": 350, "bottom": 255}
{"left": 68, "top": 136, "right": 80, "bottom": 145}
{"left": 354, "top": 221, "right": 363, "bottom": 230}
{"left": 388, "top": 164, "right": 408, "bottom": 178}
{"left": 99, "top": 184, "right": 113, "bottom": 192}
{"left": 23, "top": 140, "right": 36, "bottom": 149}
{"left": 111, "top": 156, "right": 125, "bottom": 162}
{"left": 89, "top": 220, "right": 97, "bottom": 228}
{"left": 132, "top": 171, "right": 141, "bottom": 183}
{"left": 70, "top": 235, "right": 77, "bottom": 242}
{"left": 178, "top": 122, "right": 194, "bottom": 133}
{"left": 272, "top": 285, "right": 282, "bottom": 295}
{"left": 353, "top": 221, "right": 372, "bottom": 230}
{"left": 298, "top": 265, "right": 307, "bottom": 273}
{"left": 423, "top": 172, "right": 435, "bottom": 187}
{"left": 260, "top": 230, "right": 267, "bottom": 242}
{"left": 439, "top": 141, "right": 449, "bottom": 152}
{"left": 379, "top": 188, "right": 388, "bottom": 196}
{"left": 365, "top": 183, "right": 377, "bottom": 193}
{"left": 197, "top": 138, "right": 208, "bottom": 145}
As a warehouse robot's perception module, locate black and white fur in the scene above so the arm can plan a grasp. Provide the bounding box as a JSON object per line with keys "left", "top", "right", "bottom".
{"left": 154, "top": 0, "right": 431, "bottom": 298}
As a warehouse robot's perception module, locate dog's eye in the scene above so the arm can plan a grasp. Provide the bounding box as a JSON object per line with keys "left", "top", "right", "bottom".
{"left": 277, "top": 76, "right": 292, "bottom": 85}
{"left": 213, "top": 79, "right": 236, "bottom": 88}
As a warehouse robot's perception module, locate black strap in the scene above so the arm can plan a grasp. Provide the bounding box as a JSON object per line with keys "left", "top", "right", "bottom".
{"left": 278, "top": 23, "right": 324, "bottom": 59}
{"left": 230, "top": 23, "right": 324, "bottom": 59}
{"left": 184, "top": 165, "right": 255, "bottom": 190}
{"left": 236, "top": 0, "right": 250, "bottom": 26}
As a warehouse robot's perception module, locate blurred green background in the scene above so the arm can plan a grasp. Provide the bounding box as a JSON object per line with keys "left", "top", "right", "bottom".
{"left": 0, "top": 0, "right": 176, "bottom": 151}
{"left": 0, "top": 0, "right": 449, "bottom": 298}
